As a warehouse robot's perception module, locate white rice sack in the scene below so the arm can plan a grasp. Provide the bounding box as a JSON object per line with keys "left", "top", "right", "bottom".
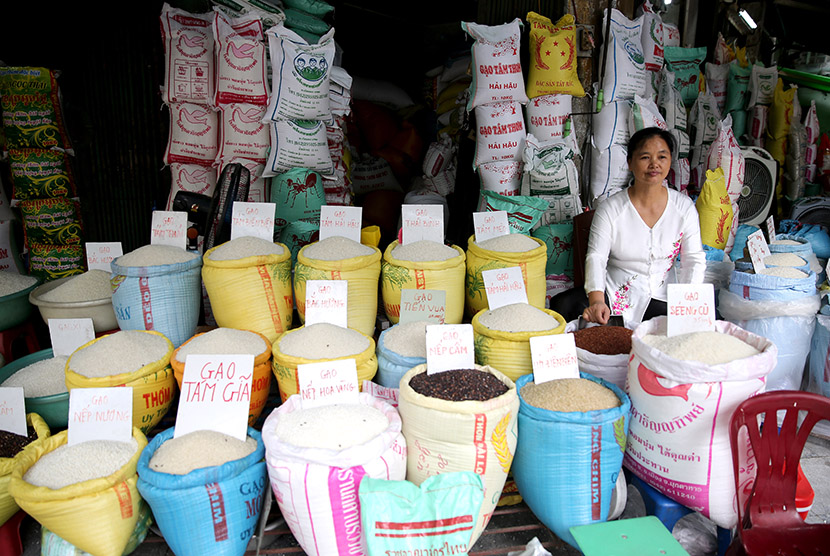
{"left": 805, "top": 101, "right": 820, "bottom": 145}
{"left": 590, "top": 143, "right": 629, "bottom": 204}
{"left": 657, "top": 67, "right": 687, "bottom": 131}
{"left": 668, "top": 156, "right": 691, "bottom": 192}
{"left": 473, "top": 101, "right": 526, "bottom": 167}
{"left": 748, "top": 65, "right": 778, "bottom": 108}
{"left": 423, "top": 166, "right": 457, "bottom": 197}
{"left": 165, "top": 164, "right": 217, "bottom": 210}
{"left": 628, "top": 94, "right": 667, "bottom": 133}
{"left": 592, "top": 99, "right": 631, "bottom": 150}
{"left": 663, "top": 23, "right": 681, "bottom": 47}
{"left": 264, "top": 119, "right": 333, "bottom": 176}
{"left": 218, "top": 157, "right": 269, "bottom": 202}
{"left": 160, "top": 4, "right": 214, "bottom": 105}
{"left": 600, "top": 9, "right": 647, "bottom": 103}
{"left": 462, "top": 18, "right": 528, "bottom": 110}
{"left": 705, "top": 114, "right": 744, "bottom": 205}
{"left": 216, "top": 104, "right": 271, "bottom": 162}
{"left": 521, "top": 133, "right": 579, "bottom": 197}
{"left": 264, "top": 24, "right": 335, "bottom": 121}
{"left": 690, "top": 91, "right": 720, "bottom": 147}
{"left": 351, "top": 155, "right": 402, "bottom": 196}
{"left": 329, "top": 66, "right": 353, "bottom": 118}
{"left": 423, "top": 135, "right": 455, "bottom": 177}
{"left": 164, "top": 103, "right": 219, "bottom": 165}
{"left": 536, "top": 194, "right": 581, "bottom": 225}
{"left": 638, "top": 0, "right": 665, "bottom": 72}
{"left": 714, "top": 33, "right": 733, "bottom": 65}
{"left": 705, "top": 62, "right": 730, "bottom": 115}
{"left": 479, "top": 161, "right": 522, "bottom": 197}
{"left": 525, "top": 94, "right": 572, "bottom": 142}
{"left": 213, "top": 11, "right": 268, "bottom": 106}
{"left": 670, "top": 128, "right": 691, "bottom": 159}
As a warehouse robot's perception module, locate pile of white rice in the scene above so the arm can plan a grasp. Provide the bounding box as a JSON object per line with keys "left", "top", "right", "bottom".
{"left": 759, "top": 267, "right": 808, "bottom": 279}
{"left": 272, "top": 404, "right": 388, "bottom": 450}
{"left": 764, "top": 253, "right": 806, "bottom": 267}
{"left": 0, "top": 271, "right": 38, "bottom": 297}
{"left": 1, "top": 356, "right": 68, "bottom": 397}
{"left": 304, "top": 237, "right": 374, "bottom": 261}
{"left": 521, "top": 378, "right": 620, "bottom": 412}
{"left": 475, "top": 234, "right": 538, "bottom": 253}
{"left": 279, "top": 323, "right": 369, "bottom": 359}
{"left": 175, "top": 328, "right": 266, "bottom": 363}
{"left": 149, "top": 430, "right": 257, "bottom": 475}
{"left": 210, "top": 237, "right": 284, "bottom": 261}
{"left": 391, "top": 241, "right": 458, "bottom": 262}
{"left": 39, "top": 270, "right": 112, "bottom": 302}
{"left": 384, "top": 321, "right": 429, "bottom": 358}
{"left": 70, "top": 330, "right": 170, "bottom": 378}
{"left": 115, "top": 245, "right": 198, "bottom": 267}
{"left": 24, "top": 438, "right": 139, "bottom": 489}
{"left": 478, "top": 303, "right": 559, "bottom": 332}
{"left": 770, "top": 239, "right": 802, "bottom": 246}
{"left": 641, "top": 331, "right": 760, "bottom": 365}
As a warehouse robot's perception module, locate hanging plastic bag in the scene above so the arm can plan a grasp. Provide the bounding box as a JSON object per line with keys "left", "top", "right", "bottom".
{"left": 525, "top": 13, "right": 585, "bottom": 98}
{"left": 599, "top": 10, "right": 647, "bottom": 103}
{"left": 462, "top": 18, "right": 528, "bottom": 110}
{"left": 696, "top": 168, "right": 733, "bottom": 250}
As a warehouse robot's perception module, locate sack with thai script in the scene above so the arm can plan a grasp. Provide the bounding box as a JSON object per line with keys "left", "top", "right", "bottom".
{"left": 0, "top": 413, "right": 49, "bottom": 527}
{"left": 27, "top": 243, "right": 84, "bottom": 282}
{"left": 19, "top": 197, "right": 83, "bottom": 247}
{"left": 8, "top": 149, "right": 76, "bottom": 201}
{"left": 592, "top": 100, "right": 631, "bottom": 151}
{"left": 629, "top": 94, "right": 667, "bottom": 133}
{"left": 747, "top": 64, "right": 778, "bottom": 108}
{"left": 359, "top": 472, "right": 484, "bottom": 556}
{"left": 262, "top": 393, "right": 406, "bottom": 556}
{"left": 474, "top": 101, "right": 527, "bottom": 167}
{"left": 462, "top": 18, "right": 528, "bottom": 110}
{"left": 525, "top": 94, "right": 572, "bottom": 142}
{"left": 725, "top": 60, "right": 751, "bottom": 113}
{"left": 398, "top": 363, "right": 519, "bottom": 548}
{"left": 513, "top": 373, "right": 630, "bottom": 548}
{"left": 164, "top": 103, "right": 219, "bottom": 165}
{"left": 669, "top": 128, "right": 691, "bottom": 159}
{"left": 690, "top": 91, "right": 720, "bottom": 154}
{"left": 0, "top": 67, "right": 73, "bottom": 151}
{"left": 638, "top": 1, "right": 664, "bottom": 72}
{"left": 479, "top": 161, "right": 522, "bottom": 197}
{"left": 705, "top": 114, "right": 744, "bottom": 205}
{"left": 536, "top": 194, "right": 582, "bottom": 226}
{"left": 213, "top": 11, "right": 268, "bottom": 106}
{"left": 137, "top": 427, "right": 267, "bottom": 556}
{"left": 216, "top": 104, "right": 270, "bottom": 162}
{"left": 8, "top": 428, "right": 147, "bottom": 556}
{"left": 265, "top": 119, "right": 333, "bottom": 176}
{"left": 696, "top": 168, "right": 733, "bottom": 250}
{"left": 663, "top": 23, "right": 681, "bottom": 47}
{"left": 625, "top": 317, "right": 776, "bottom": 529}
{"left": 525, "top": 13, "right": 584, "bottom": 99}
{"left": 705, "top": 62, "right": 730, "bottom": 115}
{"left": 160, "top": 4, "right": 214, "bottom": 105}
{"left": 166, "top": 164, "right": 217, "bottom": 210}
{"left": 663, "top": 46, "right": 706, "bottom": 107}
{"left": 600, "top": 10, "right": 647, "bottom": 103}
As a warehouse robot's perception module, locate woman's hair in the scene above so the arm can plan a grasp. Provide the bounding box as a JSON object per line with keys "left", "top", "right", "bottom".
{"left": 626, "top": 127, "right": 675, "bottom": 161}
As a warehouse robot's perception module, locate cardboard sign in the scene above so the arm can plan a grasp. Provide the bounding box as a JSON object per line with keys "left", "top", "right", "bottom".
{"left": 297, "top": 358, "right": 359, "bottom": 408}
{"left": 667, "top": 283, "right": 716, "bottom": 337}
{"left": 231, "top": 202, "right": 276, "bottom": 241}
{"left": 304, "top": 280, "right": 348, "bottom": 327}
{"left": 362, "top": 380, "right": 399, "bottom": 408}
{"left": 425, "top": 324, "right": 475, "bottom": 374}
{"left": 176, "top": 354, "right": 253, "bottom": 441}
{"left": 48, "top": 318, "right": 95, "bottom": 357}
{"left": 86, "top": 242, "right": 123, "bottom": 272}
{"left": 473, "top": 211, "right": 510, "bottom": 243}
{"left": 765, "top": 215, "right": 776, "bottom": 244}
{"left": 401, "top": 205, "right": 444, "bottom": 245}
{"left": 399, "top": 289, "right": 446, "bottom": 325}
{"left": 530, "top": 334, "right": 580, "bottom": 383}
{"left": 67, "top": 387, "right": 133, "bottom": 445}
{"left": 0, "top": 388, "right": 27, "bottom": 437}
{"left": 151, "top": 210, "right": 187, "bottom": 249}
{"left": 320, "top": 205, "right": 362, "bottom": 243}
{"left": 746, "top": 229, "right": 771, "bottom": 273}
{"left": 482, "top": 266, "right": 528, "bottom": 309}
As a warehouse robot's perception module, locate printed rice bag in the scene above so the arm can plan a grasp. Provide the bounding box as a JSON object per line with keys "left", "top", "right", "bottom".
{"left": 8, "top": 149, "right": 76, "bottom": 201}
{"left": 535, "top": 194, "right": 582, "bottom": 226}
{"left": 284, "top": 7, "right": 330, "bottom": 35}
{"left": 705, "top": 62, "right": 729, "bottom": 115}
{"left": 657, "top": 68, "right": 687, "bottom": 131}
{"left": 768, "top": 78, "right": 798, "bottom": 141}
{"left": 592, "top": 100, "right": 631, "bottom": 151}
{"left": 462, "top": 18, "right": 528, "bottom": 110}
{"left": 164, "top": 103, "right": 219, "bottom": 165}
{"left": 521, "top": 134, "right": 579, "bottom": 197}
{"left": 805, "top": 100, "right": 820, "bottom": 145}
{"left": 525, "top": 94, "right": 572, "bottom": 142}
{"left": 19, "top": 197, "right": 83, "bottom": 247}
{"left": 663, "top": 24, "right": 681, "bottom": 47}
{"left": 265, "top": 119, "right": 333, "bottom": 175}
{"left": 473, "top": 101, "right": 526, "bottom": 167}
{"left": 0, "top": 67, "right": 72, "bottom": 152}
{"left": 525, "top": 13, "right": 585, "bottom": 98}
{"left": 725, "top": 60, "right": 751, "bottom": 114}
{"left": 706, "top": 114, "right": 745, "bottom": 205}
{"left": 714, "top": 33, "right": 734, "bottom": 65}
{"left": 271, "top": 168, "right": 325, "bottom": 234}
{"left": 747, "top": 65, "right": 778, "bottom": 108}
{"left": 696, "top": 168, "right": 733, "bottom": 250}
{"left": 590, "top": 143, "right": 630, "bottom": 204}
{"left": 663, "top": 46, "right": 706, "bottom": 107}
{"left": 668, "top": 156, "right": 691, "bottom": 192}
{"left": 670, "top": 128, "right": 691, "bottom": 159}
{"left": 216, "top": 103, "right": 270, "bottom": 161}
{"left": 28, "top": 243, "right": 85, "bottom": 282}
{"left": 165, "top": 164, "right": 217, "bottom": 210}
{"left": 160, "top": 4, "right": 214, "bottom": 105}
{"left": 478, "top": 191, "right": 548, "bottom": 234}
{"left": 690, "top": 91, "right": 720, "bottom": 151}
{"left": 213, "top": 11, "right": 268, "bottom": 106}
{"left": 479, "top": 161, "right": 522, "bottom": 197}
{"left": 351, "top": 155, "right": 403, "bottom": 196}
{"left": 600, "top": 10, "right": 647, "bottom": 103}
{"left": 638, "top": 1, "right": 664, "bottom": 72}
{"left": 629, "top": 95, "right": 667, "bottom": 133}
{"left": 423, "top": 135, "right": 455, "bottom": 177}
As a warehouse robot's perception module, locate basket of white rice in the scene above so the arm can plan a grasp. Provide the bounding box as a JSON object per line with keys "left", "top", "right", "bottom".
{"left": 0, "top": 349, "right": 69, "bottom": 428}
{"left": 465, "top": 234, "right": 547, "bottom": 317}
{"left": 171, "top": 328, "right": 272, "bottom": 425}
{"left": 29, "top": 269, "right": 117, "bottom": 332}
{"left": 8, "top": 427, "right": 148, "bottom": 556}
{"left": 271, "top": 323, "right": 378, "bottom": 402}
{"left": 0, "top": 270, "right": 39, "bottom": 331}
{"left": 261, "top": 393, "right": 406, "bottom": 556}
{"left": 0, "top": 413, "right": 50, "bottom": 528}
{"left": 375, "top": 320, "right": 429, "bottom": 388}
{"left": 202, "top": 237, "right": 293, "bottom": 344}
{"left": 65, "top": 330, "right": 176, "bottom": 434}
{"left": 293, "top": 236, "right": 382, "bottom": 337}
{"left": 471, "top": 303, "right": 566, "bottom": 382}
{"left": 381, "top": 240, "right": 466, "bottom": 325}
{"left": 137, "top": 426, "right": 267, "bottom": 556}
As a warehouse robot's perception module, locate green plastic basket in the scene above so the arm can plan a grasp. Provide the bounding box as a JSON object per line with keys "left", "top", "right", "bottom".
{"left": 0, "top": 348, "right": 69, "bottom": 429}
{"left": 0, "top": 279, "right": 40, "bottom": 331}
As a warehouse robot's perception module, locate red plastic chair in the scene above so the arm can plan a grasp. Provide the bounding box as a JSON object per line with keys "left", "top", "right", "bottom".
{"left": 727, "top": 390, "right": 830, "bottom": 555}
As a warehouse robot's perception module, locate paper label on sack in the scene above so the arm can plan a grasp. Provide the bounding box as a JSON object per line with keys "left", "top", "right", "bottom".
{"left": 304, "top": 280, "right": 347, "bottom": 327}
{"left": 362, "top": 380, "right": 399, "bottom": 408}
{"left": 483, "top": 266, "right": 528, "bottom": 309}
{"left": 399, "top": 289, "right": 446, "bottom": 325}
{"left": 48, "top": 318, "right": 95, "bottom": 357}
{"left": 473, "top": 211, "right": 510, "bottom": 243}
{"left": 231, "top": 202, "right": 276, "bottom": 241}
{"left": 319, "top": 205, "right": 362, "bottom": 242}
{"left": 426, "top": 324, "right": 474, "bottom": 374}
{"left": 765, "top": 216, "right": 776, "bottom": 243}
{"left": 298, "top": 359, "right": 359, "bottom": 408}
{"left": 0, "top": 388, "right": 27, "bottom": 437}
{"left": 86, "top": 242, "right": 123, "bottom": 272}
{"left": 530, "top": 334, "right": 579, "bottom": 383}
{"left": 401, "top": 205, "right": 444, "bottom": 245}
{"left": 150, "top": 211, "right": 187, "bottom": 249}
{"left": 176, "top": 354, "right": 253, "bottom": 441}
{"left": 68, "top": 387, "right": 133, "bottom": 445}
{"left": 747, "top": 229, "right": 771, "bottom": 273}
{"left": 667, "top": 283, "right": 716, "bottom": 337}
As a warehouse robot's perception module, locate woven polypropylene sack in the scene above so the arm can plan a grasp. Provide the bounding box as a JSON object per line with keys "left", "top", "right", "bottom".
{"left": 809, "top": 315, "right": 830, "bottom": 398}
{"left": 564, "top": 321, "right": 630, "bottom": 389}
{"left": 171, "top": 330, "right": 273, "bottom": 425}
{"left": 512, "top": 373, "right": 630, "bottom": 548}
{"left": 465, "top": 234, "right": 547, "bottom": 317}
{"left": 0, "top": 413, "right": 49, "bottom": 526}
{"left": 293, "top": 242, "right": 382, "bottom": 337}
{"left": 271, "top": 326, "right": 378, "bottom": 402}
{"left": 262, "top": 393, "right": 407, "bottom": 556}
{"left": 397, "top": 364, "right": 519, "bottom": 547}
{"left": 8, "top": 428, "right": 147, "bottom": 556}
{"left": 375, "top": 327, "right": 426, "bottom": 389}
{"left": 381, "top": 241, "right": 466, "bottom": 325}
{"left": 111, "top": 255, "right": 202, "bottom": 348}
{"left": 65, "top": 331, "right": 176, "bottom": 434}
{"left": 137, "top": 427, "right": 267, "bottom": 556}
{"left": 40, "top": 500, "right": 153, "bottom": 556}
{"left": 727, "top": 268, "right": 817, "bottom": 301}
{"left": 471, "top": 307, "right": 566, "bottom": 382}
{"left": 202, "top": 243, "right": 293, "bottom": 344}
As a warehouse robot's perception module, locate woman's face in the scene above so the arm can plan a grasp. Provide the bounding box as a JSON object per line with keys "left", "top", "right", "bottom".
{"left": 628, "top": 136, "right": 671, "bottom": 188}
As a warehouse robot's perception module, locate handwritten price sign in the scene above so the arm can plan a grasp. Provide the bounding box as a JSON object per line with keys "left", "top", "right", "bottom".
{"left": 48, "top": 318, "right": 95, "bottom": 357}
{"left": 746, "top": 229, "right": 771, "bottom": 274}
{"left": 482, "top": 266, "right": 528, "bottom": 309}
{"left": 766, "top": 216, "right": 776, "bottom": 244}
{"left": 399, "top": 289, "right": 446, "bottom": 325}
{"left": 425, "top": 324, "right": 474, "bottom": 374}
{"left": 86, "top": 242, "right": 123, "bottom": 272}
{"left": 68, "top": 387, "right": 133, "bottom": 445}
{"left": 298, "top": 359, "right": 359, "bottom": 408}
{"left": 231, "top": 202, "right": 276, "bottom": 241}
{"left": 401, "top": 205, "right": 444, "bottom": 245}
{"left": 151, "top": 211, "right": 187, "bottom": 250}
{"left": 320, "top": 205, "right": 362, "bottom": 243}
{"left": 0, "top": 388, "right": 27, "bottom": 437}
{"left": 530, "top": 333, "right": 580, "bottom": 383}
{"left": 304, "top": 280, "right": 348, "bottom": 327}
{"left": 667, "top": 283, "right": 715, "bottom": 337}
{"left": 473, "top": 211, "right": 509, "bottom": 243}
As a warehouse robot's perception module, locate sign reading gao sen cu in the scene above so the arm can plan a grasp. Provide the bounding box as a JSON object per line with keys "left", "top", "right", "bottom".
{"left": 666, "top": 283, "right": 715, "bottom": 337}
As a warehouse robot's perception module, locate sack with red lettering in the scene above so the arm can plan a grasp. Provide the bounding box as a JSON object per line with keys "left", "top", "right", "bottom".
{"left": 705, "top": 113, "right": 745, "bottom": 205}
{"left": 474, "top": 101, "right": 526, "bottom": 167}
{"left": 160, "top": 4, "right": 215, "bottom": 105}
{"left": 216, "top": 104, "right": 270, "bottom": 162}
{"left": 663, "top": 24, "right": 681, "bottom": 47}
{"left": 462, "top": 18, "right": 528, "bottom": 110}
{"left": 625, "top": 317, "right": 776, "bottom": 529}
{"left": 213, "top": 11, "right": 268, "bottom": 106}
{"left": 638, "top": 1, "right": 664, "bottom": 72}
{"left": 479, "top": 161, "right": 522, "bottom": 197}
{"left": 262, "top": 394, "right": 407, "bottom": 556}
{"left": 525, "top": 94, "right": 572, "bottom": 142}
{"left": 164, "top": 103, "right": 219, "bottom": 165}
{"left": 166, "top": 164, "right": 218, "bottom": 210}
{"left": 521, "top": 133, "right": 579, "bottom": 197}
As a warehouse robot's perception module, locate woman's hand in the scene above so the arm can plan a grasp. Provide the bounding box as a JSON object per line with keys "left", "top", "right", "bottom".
{"left": 582, "top": 301, "right": 611, "bottom": 325}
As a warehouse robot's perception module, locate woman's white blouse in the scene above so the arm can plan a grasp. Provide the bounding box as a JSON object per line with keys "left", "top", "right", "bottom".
{"left": 584, "top": 187, "right": 706, "bottom": 324}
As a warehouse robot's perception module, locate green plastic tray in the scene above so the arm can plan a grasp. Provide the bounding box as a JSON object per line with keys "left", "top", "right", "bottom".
{"left": 0, "top": 348, "right": 69, "bottom": 429}
{"left": 570, "top": 516, "right": 690, "bottom": 555}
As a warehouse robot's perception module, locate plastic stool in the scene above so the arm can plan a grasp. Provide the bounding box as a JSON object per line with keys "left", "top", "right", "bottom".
{"left": 0, "top": 510, "right": 26, "bottom": 556}
{"left": 0, "top": 320, "right": 40, "bottom": 363}
{"left": 570, "top": 515, "right": 690, "bottom": 555}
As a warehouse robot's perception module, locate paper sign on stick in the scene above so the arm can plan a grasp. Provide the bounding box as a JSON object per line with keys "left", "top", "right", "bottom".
{"left": 401, "top": 205, "right": 444, "bottom": 245}
{"left": 667, "top": 283, "right": 716, "bottom": 337}
{"left": 176, "top": 354, "right": 253, "bottom": 441}
{"left": 298, "top": 359, "right": 359, "bottom": 408}
{"left": 320, "top": 205, "right": 362, "bottom": 242}
{"left": 304, "top": 280, "right": 348, "bottom": 327}
{"left": 86, "top": 242, "right": 123, "bottom": 272}
{"left": 530, "top": 334, "right": 579, "bottom": 383}
{"left": 426, "top": 324, "right": 474, "bottom": 374}
{"left": 231, "top": 201, "right": 276, "bottom": 241}
{"left": 765, "top": 216, "right": 776, "bottom": 244}
{"left": 473, "top": 211, "right": 510, "bottom": 243}
{"left": 482, "top": 266, "right": 528, "bottom": 309}
{"left": 746, "top": 229, "right": 771, "bottom": 273}
{"left": 151, "top": 211, "right": 187, "bottom": 250}
{"left": 0, "top": 388, "right": 27, "bottom": 437}
{"left": 68, "top": 387, "right": 133, "bottom": 445}
{"left": 48, "top": 318, "right": 95, "bottom": 357}
{"left": 399, "top": 289, "right": 446, "bottom": 325}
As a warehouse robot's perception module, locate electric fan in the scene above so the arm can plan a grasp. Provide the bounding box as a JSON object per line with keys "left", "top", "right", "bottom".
{"left": 791, "top": 196, "right": 830, "bottom": 227}
{"left": 739, "top": 146, "right": 777, "bottom": 225}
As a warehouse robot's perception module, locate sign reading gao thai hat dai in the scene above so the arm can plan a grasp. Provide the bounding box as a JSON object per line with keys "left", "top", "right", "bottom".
{"left": 298, "top": 358, "right": 359, "bottom": 409}
{"left": 667, "top": 283, "right": 715, "bottom": 337}
{"left": 529, "top": 333, "right": 579, "bottom": 383}
{"left": 473, "top": 211, "right": 510, "bottom": 243}
{"left": 151, "top": 210, "right": 187, "bottom": 250}
{"left": 319, "top": 205, "right": 362, "bottom": 243}
{"left": 425, "top": 324, "right": 474, "bottom": 374}
{"left": 401, "top": 204, "right": 444, "bottom": 245}
{"left": 482, "top": 266, "right": 528, "bottom": 309}
{"left": 231, "top": 201, "right": 276, "bottom": 241}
